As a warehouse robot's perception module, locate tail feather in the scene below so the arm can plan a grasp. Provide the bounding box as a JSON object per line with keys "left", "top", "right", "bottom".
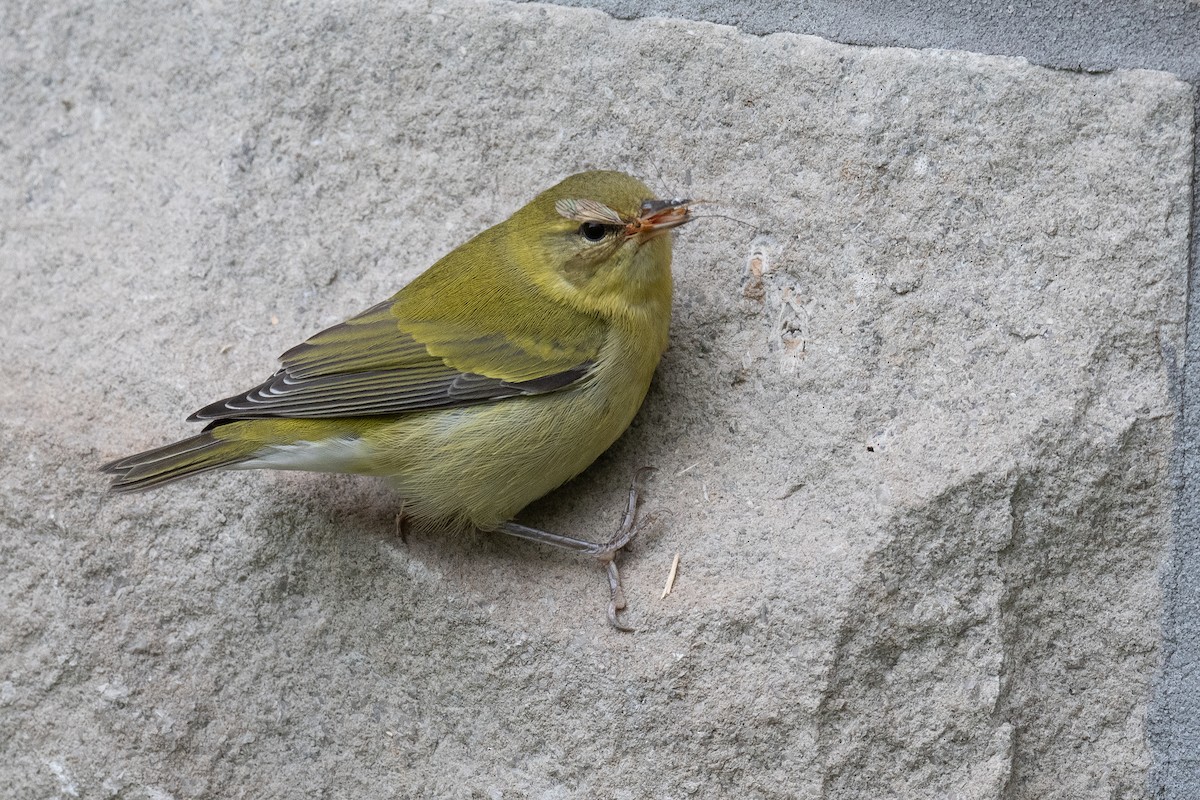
{"left": 101, "top": 431, "right": 262, "bottom": 493}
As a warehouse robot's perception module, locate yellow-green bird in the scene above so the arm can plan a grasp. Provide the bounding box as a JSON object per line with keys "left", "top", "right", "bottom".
{"left": 102, "top": 170, "right": 691, "bottom": 629}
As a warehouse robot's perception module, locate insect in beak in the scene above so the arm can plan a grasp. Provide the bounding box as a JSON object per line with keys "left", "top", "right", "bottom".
{"left": 627, "top": 198, "right": 692, "bottom": 242}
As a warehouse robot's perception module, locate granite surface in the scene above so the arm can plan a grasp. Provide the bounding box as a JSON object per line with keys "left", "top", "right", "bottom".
{"left": 1, "top": 1, "right": 1192, "bottom": 797}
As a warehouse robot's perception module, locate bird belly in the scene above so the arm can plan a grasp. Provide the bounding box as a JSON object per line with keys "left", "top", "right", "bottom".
{"left": 363, "top": 354, "right": 656, "bottom": 530}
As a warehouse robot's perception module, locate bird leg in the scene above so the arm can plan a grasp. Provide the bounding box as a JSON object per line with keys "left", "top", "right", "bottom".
{"left": 497, "top": 468, "right": 654, "bottom": 631}
{"left": 393, "top": 500, "right": 410, "bottom": 545}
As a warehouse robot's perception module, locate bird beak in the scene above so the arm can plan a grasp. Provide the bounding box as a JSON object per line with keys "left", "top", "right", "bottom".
{"left": 629, "top": 198, "right": 692, "bottom": 242}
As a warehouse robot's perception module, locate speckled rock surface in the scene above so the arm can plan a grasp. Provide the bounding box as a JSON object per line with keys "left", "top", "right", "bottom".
{"left": 1, "top": 1, "right": 1191, "bottom": 797}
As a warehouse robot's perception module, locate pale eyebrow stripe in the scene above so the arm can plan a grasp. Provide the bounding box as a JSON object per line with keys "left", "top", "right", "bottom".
{"left": 554, "top": 198, "right": 625, "bottom": 225}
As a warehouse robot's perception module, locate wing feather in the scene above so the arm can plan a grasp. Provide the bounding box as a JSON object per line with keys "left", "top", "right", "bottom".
{"left": 188, "top": 294, "right": 603, "bottom": 423}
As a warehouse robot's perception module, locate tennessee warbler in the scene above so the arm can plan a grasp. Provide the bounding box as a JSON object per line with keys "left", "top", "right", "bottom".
{"left": 103, "top": 170, "right": 691, "bottom": 628}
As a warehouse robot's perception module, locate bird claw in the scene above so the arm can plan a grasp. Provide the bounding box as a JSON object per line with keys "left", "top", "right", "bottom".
{"left": 597, "top": 467, "right": 655, "bottom": 631}
{"left": 604, "top": 558, "right": 634, "bottom": 632}
{"left": 496, "top": 467, "right": 656, "bottom": 631}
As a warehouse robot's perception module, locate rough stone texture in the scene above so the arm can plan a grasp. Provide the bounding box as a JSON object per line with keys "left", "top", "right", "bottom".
{"left": 532, "top": 0, "right": 1200, "bottom": 80}
{"left": 1, "top": 1, "right": 1191, "bottom": 798}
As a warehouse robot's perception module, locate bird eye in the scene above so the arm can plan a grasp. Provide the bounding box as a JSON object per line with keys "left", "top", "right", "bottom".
{"left": 578, "top": 221, "right": 609, "bottom": 242}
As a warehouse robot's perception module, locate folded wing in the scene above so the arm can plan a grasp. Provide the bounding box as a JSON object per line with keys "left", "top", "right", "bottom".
{"left": 189, "top": 297, "right": 603, "bottom": 423}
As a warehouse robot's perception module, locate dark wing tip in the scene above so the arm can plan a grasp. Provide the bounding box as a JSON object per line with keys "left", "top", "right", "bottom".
{"left": 181, "top": 360, "right": 597, "bottom": 424}
{"left": 187, "top": 368, "right": 291, "bottom": 422}
{"left": 186, "top": 401, "right": 227, "bottom": 422}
